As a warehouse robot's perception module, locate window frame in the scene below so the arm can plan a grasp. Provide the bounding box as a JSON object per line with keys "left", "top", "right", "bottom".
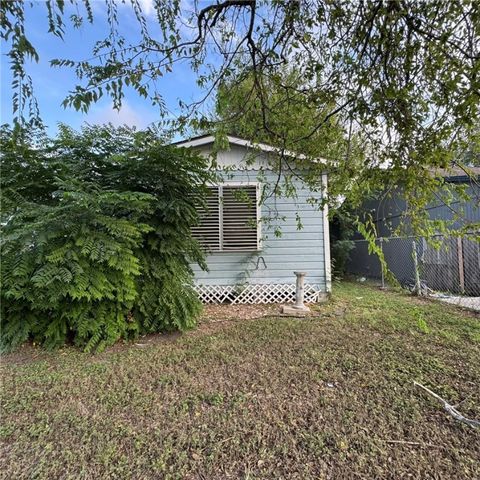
{"left": 196, "top": 181, "right": 262, "bottom": 253}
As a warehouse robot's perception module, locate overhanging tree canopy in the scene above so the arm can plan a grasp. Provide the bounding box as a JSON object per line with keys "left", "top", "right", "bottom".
{"left": 1, "top": 0, "right": 479, "bottom": 234}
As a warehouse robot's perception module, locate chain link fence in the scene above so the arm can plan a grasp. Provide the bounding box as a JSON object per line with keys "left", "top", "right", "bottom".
{"left": 347, "top": 233, "right": 480, "bottom": 311}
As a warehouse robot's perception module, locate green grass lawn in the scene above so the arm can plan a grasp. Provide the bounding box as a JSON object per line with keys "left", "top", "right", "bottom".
{"left": 1, "top": 282, "right": 479, "bottom": 479}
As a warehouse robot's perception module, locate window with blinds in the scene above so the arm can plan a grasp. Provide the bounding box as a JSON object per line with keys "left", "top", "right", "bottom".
{"left": 192, "top": 185, "right": 259, "bottom": 252}
{"left": 191, "top": 187, "right": 221, "bottom": 251}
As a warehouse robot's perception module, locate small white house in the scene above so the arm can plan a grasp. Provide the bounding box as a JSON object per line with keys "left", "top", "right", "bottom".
{"left": 175, "top": 135, "right": 331, "bottom": 304}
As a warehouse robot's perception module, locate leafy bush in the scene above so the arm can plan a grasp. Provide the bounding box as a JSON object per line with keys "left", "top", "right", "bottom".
{"left": 1, "top": 124, "right": 213, "bottom": 352}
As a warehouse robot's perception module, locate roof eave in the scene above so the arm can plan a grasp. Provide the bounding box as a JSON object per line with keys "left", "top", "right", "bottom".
{"left": 173, "top": 134, "right": 327, "bottom": 166}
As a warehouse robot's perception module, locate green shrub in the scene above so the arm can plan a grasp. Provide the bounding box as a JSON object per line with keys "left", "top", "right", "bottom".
{"left": 1, "top": 124, "right": 213, "bottom": 352}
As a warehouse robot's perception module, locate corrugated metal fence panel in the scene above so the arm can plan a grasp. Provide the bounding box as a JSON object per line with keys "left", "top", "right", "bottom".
{"left": 462, "top": 236, "right": 480, "bottom": 295}
{"left": 383, "top": 238, "right": 415, "bottom": 285}
{"left": 347, "top": 234, "right": 480, "bottom": 296}
{"left": 421, "top": 236, "right": 460, "bottom": 293}
{"left": 191, "top": 170, "right": 327, "bottom": 289}
{"left": 346, "top": 240, "right": 382, "bottom": 279}
{"left": 357, "top": 185, "right": 480, "bottom": 239}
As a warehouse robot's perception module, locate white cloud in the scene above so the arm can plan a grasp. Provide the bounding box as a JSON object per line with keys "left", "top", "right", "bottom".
{"left": 138, "top": 0, "right": 155, "bottom": 17}
{"left": 116, "top": 0, "right": 155, "bottom": 18}
{"left": 87, "top": 101, "right": 156, "bottom": 129}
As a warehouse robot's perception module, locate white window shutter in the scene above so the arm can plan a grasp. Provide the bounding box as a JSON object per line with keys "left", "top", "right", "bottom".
{"left": 192, "top": 184, "right": 259, "bottom": 252}
{"left": 191, "top": 186, "right": 220, "bottom": 251}
{"left": 222, "top": 186, "right": 258, "bottom": 251}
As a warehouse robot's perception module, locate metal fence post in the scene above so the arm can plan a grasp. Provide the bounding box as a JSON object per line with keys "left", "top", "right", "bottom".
{"left": 412, "top": 239, "right": 421, "bottom": 295}
{"left": 380, "top": 237, "right": 385, "bottom": 289}
{"left": 457, "top": 236, "right": 465, "bottom": 295}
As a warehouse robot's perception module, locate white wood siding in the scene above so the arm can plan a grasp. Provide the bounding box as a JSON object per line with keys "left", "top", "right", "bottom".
{"left": 191, "top": 168, "right": 328, "bottom": 292}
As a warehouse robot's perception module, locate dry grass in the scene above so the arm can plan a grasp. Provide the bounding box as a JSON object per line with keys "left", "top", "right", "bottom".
{"left": 1, "top": 282, "right": 479, "bottom": 479}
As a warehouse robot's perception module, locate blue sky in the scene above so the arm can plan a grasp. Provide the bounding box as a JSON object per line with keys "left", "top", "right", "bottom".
{"left": 1, "top": 1, "right": 205, "bottom": 135}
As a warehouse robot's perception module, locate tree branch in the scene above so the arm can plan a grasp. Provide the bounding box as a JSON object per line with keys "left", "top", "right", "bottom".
{"left": 414, "top": 381, "right": 480, "bottom": 429}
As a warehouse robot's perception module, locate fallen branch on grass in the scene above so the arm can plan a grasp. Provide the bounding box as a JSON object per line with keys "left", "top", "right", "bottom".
{"left": 384, "top": 439, "right": 442, "bottom": 448}
{"left": 414, "top": 381, "right": 480, "bottom": 429}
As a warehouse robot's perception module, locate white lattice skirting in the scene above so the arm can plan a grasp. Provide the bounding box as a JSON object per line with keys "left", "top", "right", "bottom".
{"left": 194, "top": 283, "right": 320, "bottom": 304}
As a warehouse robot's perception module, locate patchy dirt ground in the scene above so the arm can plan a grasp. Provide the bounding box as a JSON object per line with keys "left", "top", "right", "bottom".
{"left": 200, "top": 302, "right": 283, "bottom": 322}
{"left": 1, "top": 282, "right": 479, "bottom": 479}
{"left": 199, "top": 301, "right": 326, "bottom": 323}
